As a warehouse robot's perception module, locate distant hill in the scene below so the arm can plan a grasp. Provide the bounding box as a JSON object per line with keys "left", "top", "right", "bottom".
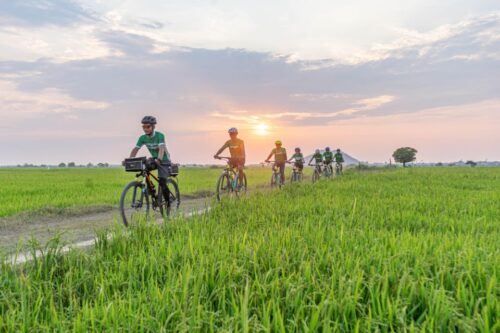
{"left": 304, "top": 150, "right": 360, "bottom": 165}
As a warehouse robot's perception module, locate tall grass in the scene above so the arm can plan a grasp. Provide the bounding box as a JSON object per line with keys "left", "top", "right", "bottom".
{"left": 0, "top": 168, "right": 498, "bottom": 331}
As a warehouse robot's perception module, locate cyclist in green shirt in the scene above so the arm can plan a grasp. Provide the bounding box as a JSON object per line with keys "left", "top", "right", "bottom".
{"left": 129, "top": 116, "right": 171, "bottom": 201}
{"left": 287, "top": 147, "right": 305, "bottom": 172}
{"left": 334, "top": 148, "right": 345, "bottom": 172}
{"left": 309, "top": 148, "right": 323, "bottom": 165}
{"left": 214, "top": 127, "right": 246, "bottom": 182}
{"left": 323, "top": 147, "right": 334, "bottom": 169}
{"left": 265, "top": 140, "right": 287, "bottom": 185}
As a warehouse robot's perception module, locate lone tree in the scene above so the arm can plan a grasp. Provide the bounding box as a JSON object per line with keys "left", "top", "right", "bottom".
{"left": 392, "top": 147, "right": 417, "bottom": 167}
{"left": 58, "top": 162, "right": 66, "bottom": 168}
{"left": 465, "top": 160, "right": 477, "bottom": 167}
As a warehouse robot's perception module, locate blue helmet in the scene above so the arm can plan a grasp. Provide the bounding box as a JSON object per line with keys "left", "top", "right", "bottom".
{"left": 325, "top": 147, "right": 330, "bottom": 151}
{"left": 228, "top": 127, "right": 238, "bottom": 134}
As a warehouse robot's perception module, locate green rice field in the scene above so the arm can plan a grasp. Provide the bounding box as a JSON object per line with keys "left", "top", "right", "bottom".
{"left": 0, "top": 166, "right": 291, "bottom": 218}
{"left": 1, "top": 168, "right": 498, "bottom": 331}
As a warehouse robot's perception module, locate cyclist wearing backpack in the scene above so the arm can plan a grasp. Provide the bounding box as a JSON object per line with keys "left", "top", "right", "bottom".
{"left": 129, "top": 116, "right": 171, "bottom": 202}
{"left": 214, "top": 127, "right": 246, "bottom": 183}
{"left": 265, "top": 140, "right": 287, "bottom": 185}
{"left": 288, "top": 147, "right": 305, "bottom": 172}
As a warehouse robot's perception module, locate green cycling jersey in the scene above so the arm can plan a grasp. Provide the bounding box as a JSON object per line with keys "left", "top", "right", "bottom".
{"left": 323, "top": 151, "right": 333, "bottom": 162}
{"left": 135, "top": 131, "right": 170, "bottom": 162}
{"left": 334, "top": 152, "right": 344, "bottom": 163}
{"left": 290, "top": 153, "right": 304, "bottom": 163}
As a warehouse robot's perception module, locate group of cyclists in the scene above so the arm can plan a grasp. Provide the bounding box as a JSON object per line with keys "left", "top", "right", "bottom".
{"left": 128, "top": 116, "right": 345, "bottom": 207}
{"left": 213, "top": 127, "right": 344, "bottom": 185}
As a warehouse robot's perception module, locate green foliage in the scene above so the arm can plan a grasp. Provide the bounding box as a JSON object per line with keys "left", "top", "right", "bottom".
{"left": 392, "top": 147, "right": 418, "bottom": 167}
{"left": 0, "top": 168, "right": 498, "bottom": 331}
{"left": 466, "top": 160, "right": 477, "bottom": 167}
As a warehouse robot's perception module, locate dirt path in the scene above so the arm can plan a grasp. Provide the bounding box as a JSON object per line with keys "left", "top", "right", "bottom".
{"left": 0, "top": 196, "right": 212, "bottom": 256}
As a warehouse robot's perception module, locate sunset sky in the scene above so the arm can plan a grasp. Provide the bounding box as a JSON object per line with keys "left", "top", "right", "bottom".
{"left": 0, "top": 1, "right": 499, "bottom": 164}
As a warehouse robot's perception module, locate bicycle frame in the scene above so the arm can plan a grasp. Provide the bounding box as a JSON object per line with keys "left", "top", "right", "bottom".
{"left": 218, "top": 157, "right": 240, "bottom": 190}
{"left": 135, "top": 168, "right": 161, "bottom": 209}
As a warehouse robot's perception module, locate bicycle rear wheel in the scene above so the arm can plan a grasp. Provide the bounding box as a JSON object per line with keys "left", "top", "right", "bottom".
{"left": 216, "top": 173, "right": 232, "bottom": 201}
{"left": 158, "top": 178, "right": 180, "bottom": 217}
{"left": 120, "top": 181, "right": 150, "bottom": 227}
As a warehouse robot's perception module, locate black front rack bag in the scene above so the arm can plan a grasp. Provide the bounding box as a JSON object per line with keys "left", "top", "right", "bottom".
{"left": 169, "top": 164, "right": 179, "bottom": 176}
{"left": 124, "top": 157, "right": 147, "bottom": 172}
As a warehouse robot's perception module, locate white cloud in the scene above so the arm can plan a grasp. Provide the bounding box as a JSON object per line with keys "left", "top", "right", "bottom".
{"left": 0, "top": 24, "right": 114, "bottom": 62}
{"left": 211, "top": 95, "right": 396, "bottom": 124}
{"left": 0, "top": 79, "right": 109, "bottom": 117}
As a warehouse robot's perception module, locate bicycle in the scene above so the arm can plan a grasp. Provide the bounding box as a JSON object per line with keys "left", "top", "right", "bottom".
{"left": 335, "top": 162, "right": 343, "bottom": 176}
{"left": 290, "top": 162, "right": 304, "bottom": 183}
{"left": 120, "top": 157, "right": 180, "bottom": 227}
{"left": 323, "top": 161, "right": 334, "bottom": 179}
{"left": 266, "top": 161, "right": 285, "bottom": 188}
{"left": 309, "top": 162, "right": 323, "bottom": 183}
{"left": 215, "top": 157, "right": 247, "bottom": 201}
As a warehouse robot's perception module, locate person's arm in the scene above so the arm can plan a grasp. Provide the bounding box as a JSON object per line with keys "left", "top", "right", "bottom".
{"left": 157, "top": 134, "right": 167, "bottom": 162}
{"left": 265, "top": 149, "right": 274, "bottom": 162}
{"left": 214, "top": 142, "right": 229, "bottom": 158}
{"left": 241, "top": 141, "right": 246, "bottom": 160}
{"left": 284, "top": 149, "right": 288, "bottom": 162}
{"left": 130, "top": 136, "right": 143, "bottom": 158}
{"left": 157, "top": 145, "right": 165, "bottom": 162}
{"left": 287, "top": 154, "right": 293, "bottom": 163}
{"left": 308, "top": 155, "right": 314, "bottom": 164}
{"left": 129, "top": 147, "right": 140, "bottom": 158}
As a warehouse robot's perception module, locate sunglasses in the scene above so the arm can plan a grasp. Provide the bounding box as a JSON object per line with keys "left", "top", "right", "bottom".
{"left": 142, "top": 124, "right": 152, "bottom": 129}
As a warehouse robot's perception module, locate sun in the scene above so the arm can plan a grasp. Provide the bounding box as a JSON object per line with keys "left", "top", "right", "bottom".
{"left": 254, "top": 123, "right": 270, "bottom": 136}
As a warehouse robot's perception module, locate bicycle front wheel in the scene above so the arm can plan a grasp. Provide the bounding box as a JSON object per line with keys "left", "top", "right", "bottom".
{"left": 312, "top": 170, "right": 320, "bottom": 183}
{"left": 216, "top": 173, "right": 232, "bottom": 201}
{"left": 120, "top": 181, "right": 150, "bottom": 227}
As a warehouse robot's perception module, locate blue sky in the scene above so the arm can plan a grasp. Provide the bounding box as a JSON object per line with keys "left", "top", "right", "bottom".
{"left": 0, "top": 1, "right": 499, "bottom": 164}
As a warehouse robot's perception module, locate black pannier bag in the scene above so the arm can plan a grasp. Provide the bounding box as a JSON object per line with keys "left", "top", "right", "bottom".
{"left": 124, "top": 157, "right": 147, "bottom": 172}
{"left": 169, "top": 164, "right": 179, "bottom": 176}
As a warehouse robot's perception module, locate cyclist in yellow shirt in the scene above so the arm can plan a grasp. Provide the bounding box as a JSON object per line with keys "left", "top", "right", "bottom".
{"left": 265, "top": 140, "right": 287, "bottom": 185}
{"left": 214, "top": 127, "right": 246, "bottom": 182}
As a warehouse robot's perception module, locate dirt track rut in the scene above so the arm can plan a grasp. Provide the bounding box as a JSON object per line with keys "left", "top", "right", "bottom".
{"left": 0, "top": 197, "right": 211, "bottom": 256}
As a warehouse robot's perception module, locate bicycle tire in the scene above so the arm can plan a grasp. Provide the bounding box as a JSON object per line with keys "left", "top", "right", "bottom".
{"left": 158, "top": 178, "right": 181, "bottom": 217}
{"left": 120, "top": 181, "right": 150, "bottom": 227}
{"left": 216, "top": 173, "right": 232, "bottom": 201}
{"left": 234, "top": 172, "right": 247, "bottom": 197}
{"left": 312, "top": 170, "right": 320, "bottom": 183}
